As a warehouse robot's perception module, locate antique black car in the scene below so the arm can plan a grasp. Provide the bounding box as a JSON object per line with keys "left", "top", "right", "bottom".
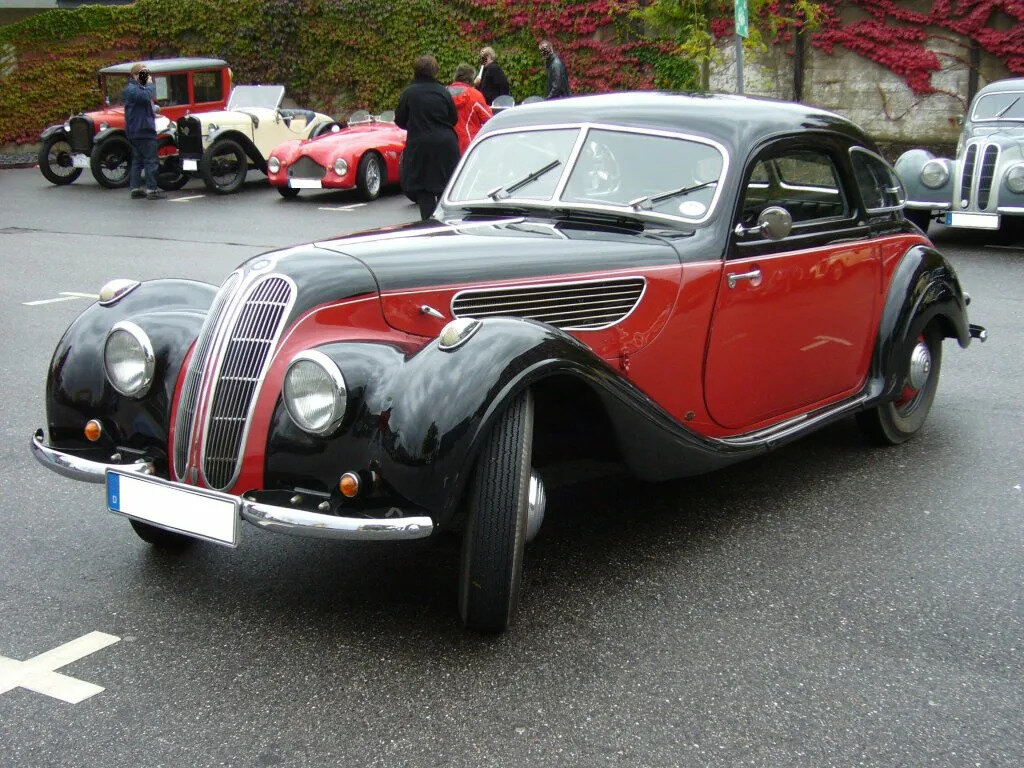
{"left": 32, "top": 93, "right": 985, "bottom": 633}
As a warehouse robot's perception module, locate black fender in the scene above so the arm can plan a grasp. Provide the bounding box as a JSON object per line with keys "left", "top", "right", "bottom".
{"left": 206, "top": 130, "right": 265, "bottom": 172}
{"left": 45, "top": 280, "right": 217, "bottom": 465}
{"left": 40, "top": 124, "right": 67, "bottom": 141}
{"left": 92, "top": 127, "right": 127, "bottom": 147}
{"left": 869, "top": 244, "right": 971, "bottom": 402}
{"left": 264, "top": 318, "right": 763, "bottom": 528}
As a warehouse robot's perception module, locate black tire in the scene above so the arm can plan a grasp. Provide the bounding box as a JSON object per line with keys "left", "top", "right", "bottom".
{"left": 459, "top": 389, "right": 534, "bottom": 633}
{"left": 905, "top": 208, "right": 932, "bottom": 234}
{"left": 277, "top": 185, "right": 301, "bottom": 199}
{"left": 200, "top": 138, "right": 248, "bottom": 194}
{"left": 356, "top": 152, "right": 384, "bottom": 201}
{"left": 156, "top": 154, "right": 190, "bottom": 191}
{"left": 90, "top": 134, "right": 131, "bottom": 188}
{"left": 129, "top": 519, "right": 195, "bottom": 549}
{"left": 38, "top": 133, "right": 82, "bottom": 185}
{"left": 857, "top": 324, "right": 943, "bottom": 445}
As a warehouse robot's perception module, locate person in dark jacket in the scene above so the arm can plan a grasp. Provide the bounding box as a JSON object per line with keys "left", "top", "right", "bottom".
{"left": 539, "top": 39, "right": 570, "bottom": 100}
{"left": 123, "top": 62, "right": 162, "bottom": 199}
{"left": 474, "top": 46, "right": 510, "bottom": 107}
{"left": 395, "top": 54, "right": 459, "bottom": 220}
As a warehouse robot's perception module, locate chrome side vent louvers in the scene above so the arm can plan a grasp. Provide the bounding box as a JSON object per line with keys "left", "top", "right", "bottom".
{"left": 978, "top": 144, "right": 999, "bottom": 210}
{"left": 451, "top": 277, "right": 646, "bottom": 331}
{"left": 201, "top": 275, "right": 295, "bottom": 490}
{"left": 173, "top": 271, "right": 242, "bottom": 480}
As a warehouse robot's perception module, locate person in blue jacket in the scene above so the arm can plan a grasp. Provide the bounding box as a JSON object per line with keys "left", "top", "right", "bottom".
{"left": 123, "top": 63, "right": 162, "bottom": 199}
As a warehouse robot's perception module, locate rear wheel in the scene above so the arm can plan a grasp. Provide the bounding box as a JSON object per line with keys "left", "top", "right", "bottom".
{"left": 356, "top": 152, "right": 384, "bottom": 201}
{"left": 458, "top": 389, "right": 533, "bottom": 633}
{"left": 38, "top": 133, "right": 82, "bottom": 185}
{"left": 200, "top": 138, "right": 248, "bottom": 194}
{"left": 90, "top": 134, "right": 131, "bottom": 188}
{"left": 857, "top": 324, "right": 943, "bottom": 445}
{"left": 129, "top": 519, "right": 194, "bottom": 549}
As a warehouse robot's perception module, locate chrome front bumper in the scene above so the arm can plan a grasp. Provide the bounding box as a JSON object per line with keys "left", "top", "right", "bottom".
{"left": 31, "top": 430, "right": 434, "bottom": 542}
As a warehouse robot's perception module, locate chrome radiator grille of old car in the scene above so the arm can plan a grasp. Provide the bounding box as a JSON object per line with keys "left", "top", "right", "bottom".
{"left": 173, "top": 272, "right": 295, "bottom": 490}
{"left": 959, "top": 141, "right": 1000, "bottom": 211}
{"left": 289, "top": 156, "right": 326, "bottom": 180}
{"left": 451, "top": 277, "right": 646, "bottom": 331}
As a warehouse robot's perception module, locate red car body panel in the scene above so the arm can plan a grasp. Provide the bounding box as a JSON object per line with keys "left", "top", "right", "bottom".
{"left": 266, "top": 122, "right": 406, "bottom": 191}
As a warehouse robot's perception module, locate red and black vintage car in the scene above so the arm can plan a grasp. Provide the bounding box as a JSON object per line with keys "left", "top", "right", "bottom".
{"left": 32, "top": 93, "right": 985, "bottom": 633}
{"left": 38, "top": 57, "right": 231, "bottom": 190}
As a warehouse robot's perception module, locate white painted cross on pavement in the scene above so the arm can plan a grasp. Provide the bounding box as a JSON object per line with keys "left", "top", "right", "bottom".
{"left": 0, "top": 631, "right": 120, "bottom": 703}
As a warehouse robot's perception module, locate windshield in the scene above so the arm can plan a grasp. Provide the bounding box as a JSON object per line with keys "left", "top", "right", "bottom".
{"left": 227, "top": 85, "right": 285, "bottom": 110}
{"left": 446, "top": 125, "right": 726, "bottom": 222}
{"left": 972, "top": 91, "right": 1024, "bottom": 121}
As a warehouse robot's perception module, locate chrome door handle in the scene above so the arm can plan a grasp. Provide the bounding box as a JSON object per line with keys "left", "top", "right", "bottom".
{"left": 727, "top": 268, "right": 762, "bottom": 289}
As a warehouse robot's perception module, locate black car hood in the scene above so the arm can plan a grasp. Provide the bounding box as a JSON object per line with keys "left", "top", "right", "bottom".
{"left": 311, "top": 217, "right": 688, "bottom": 292}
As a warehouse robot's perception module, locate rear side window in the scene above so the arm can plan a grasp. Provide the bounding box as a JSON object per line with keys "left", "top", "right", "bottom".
{"left": 740, "top": 148, "right": 848, "bottom": 227}
{"left": 850, "top": 148, "right": 905, "bottom": 212}
{"left": 154, "top": 74, "right": 189, "bottom": 106}
{"left": 192, "top": 71, "right": 224, "bottom": 104}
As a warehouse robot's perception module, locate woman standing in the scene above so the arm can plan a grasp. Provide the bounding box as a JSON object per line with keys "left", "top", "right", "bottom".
{"left": 396, "top": 54, "right": 459, "bottom": 220}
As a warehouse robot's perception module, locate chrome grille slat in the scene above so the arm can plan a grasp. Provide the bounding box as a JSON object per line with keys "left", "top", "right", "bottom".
{"left": 200, "top": 275, "right": 295, "bottom": 490}
{"left": 978, "top": 145, "right": 999, "bottom": 210}
{"left": 451, "top": 277, "right": 645, "bottom": 330}
{"left": 289, "top": 156, "right": 326, "bottom": 180}
{"left": 960, "top": 143, "right": 978, "bottom": 206}
{"left": 173, "top": 272, "right": 241, "bottom": 479}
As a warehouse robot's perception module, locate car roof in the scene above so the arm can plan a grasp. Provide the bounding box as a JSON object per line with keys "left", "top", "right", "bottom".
{"left": 976, "top": 77, "right": 1024, "bottom": 97}
{"left": 99, "top": 58, "right": 228, "bottom": 75}
{"left": 480, "top": 91, "right": 874, "bottom": 152}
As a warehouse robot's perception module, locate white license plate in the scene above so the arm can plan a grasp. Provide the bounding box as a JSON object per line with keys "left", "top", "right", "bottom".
{"left": 289, "top": 178, "right": 322, "bottom": 189}
{"left": 182, "top": 158, "right": 198, "bottom": 172}
{"left": 72, "top": 154, "right": 90, "bottom": 169}
{"left": 945, "top": 211, "right": 1000, "bottom": 230}
{"left": 106, "top": 470, "right": 239, "bottom": 547}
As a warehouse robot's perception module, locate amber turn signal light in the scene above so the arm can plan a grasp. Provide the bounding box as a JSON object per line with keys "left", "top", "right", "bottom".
{"left": 339, "top": 471, "right": 360, "bottom": 498}
{"left": 84, "top": 419, "right": 103, "bottom": 442}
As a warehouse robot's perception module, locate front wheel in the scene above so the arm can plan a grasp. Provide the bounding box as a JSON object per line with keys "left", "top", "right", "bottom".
{"left": 156, "top": 154, "right": 190, "bottom": 191}
{"left": 90, "top": 134, "right": 131, "bottom": 188}
{"left": 38, "top": 133, "right": 82, "bottom": 185}
{"left": 129, "top": 519, "right": 195, "bottom": 549}
{"left": 459, "top": 389, "right": 534, "bottom": 633}
{"left": 200, "top": 138, "right": 248, "bottom": 194}
{"left": 857, "top": 324, "right": 943, "bottom": 445}
{"left": 356, "top": 152, "right": 384, "bottom": 201}
{"left": 276, "top": 185, "right": 301, "bottom": 199}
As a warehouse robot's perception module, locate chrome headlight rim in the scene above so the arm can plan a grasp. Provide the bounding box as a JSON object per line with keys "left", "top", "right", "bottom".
{"left": 438, "top": 317, "right": 481, "bottom": 351}
{"left": 333, "top": 157, "right": 349, "bottom": 176}
{"left": 920, "top": 158, "right": 950, "bottom": 189}
{"left": 1005, "top": 163, "right": 1024, "bottom": 194}
{"left": 103, "top": 320, "right": 155, "bottom": 398}
{"left": 267, "top": 156, "right": 281, "bottom": 174}
{"left": 282, "top": 349, "right": 348, "bottom": 436}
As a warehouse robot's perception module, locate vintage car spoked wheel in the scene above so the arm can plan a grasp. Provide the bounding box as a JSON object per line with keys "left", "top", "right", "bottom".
{"left": 156, "top": 152, "right": 190, "bottom": 191}
{"left": 905, "top": 208, "right": 932, "bottom": 234}
{"left": 858, "top": 326, "right": 942, "bottom": 445}
{"left": 201, "top": 138, "right": 248, "bottom": 194}
{"left": 459, "top": 389, "right": 534, "bottom": 633}
{"left": 89, "top": 135, "right": 131, "bottom": 188}
{"left": 357, "top": 153, "right": 384, "bottom": 201}
{"left": 38, "top": 134, "right": 82, "bottom": 185}
{"left": 128, "top": 519, "right": 195, "bottom": 549}
{"left": 277, "top": 185, "right": 301, "bottom": 199}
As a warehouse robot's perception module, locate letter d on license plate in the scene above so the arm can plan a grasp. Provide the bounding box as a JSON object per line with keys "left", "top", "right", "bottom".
{"left": 106, "top": 470, "right": 239, "bottom": 546}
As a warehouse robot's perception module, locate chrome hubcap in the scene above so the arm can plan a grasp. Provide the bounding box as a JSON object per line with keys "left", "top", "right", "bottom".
{"left": 908, "top": 340, "right": 931, "bottom": 390}
{"left": 368, "top": 160, "right": 381, "bottom": 194}
{"left": 525, "top": 471, "right": 546, "bottom": 543}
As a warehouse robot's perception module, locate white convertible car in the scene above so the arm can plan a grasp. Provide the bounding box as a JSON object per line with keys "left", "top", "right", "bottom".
{"left": 174, "top": 85, "right": 337, "bottom": 194}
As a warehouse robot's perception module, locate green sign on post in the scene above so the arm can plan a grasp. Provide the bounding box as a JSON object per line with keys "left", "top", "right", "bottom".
{"left": 736, "top": 0, "right": 749, "bottom": 38}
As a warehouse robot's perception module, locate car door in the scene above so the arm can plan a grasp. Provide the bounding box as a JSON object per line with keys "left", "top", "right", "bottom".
{"left": 703, "top": 139, "right": 880, "bottom": 430}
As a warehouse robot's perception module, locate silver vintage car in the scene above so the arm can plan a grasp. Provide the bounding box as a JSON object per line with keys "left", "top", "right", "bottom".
{"left": 896, "top": 77, "right": 1024, "bottom": 233}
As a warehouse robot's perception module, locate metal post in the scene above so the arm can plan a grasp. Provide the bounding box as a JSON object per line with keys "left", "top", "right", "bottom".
{"left": 736, "top": 34, "right": 744, "bottom": 95}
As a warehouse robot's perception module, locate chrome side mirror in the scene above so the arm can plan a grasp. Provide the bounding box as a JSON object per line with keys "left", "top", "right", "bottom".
{"left": 735, "top": 205, "right": 792, "bottom": 240}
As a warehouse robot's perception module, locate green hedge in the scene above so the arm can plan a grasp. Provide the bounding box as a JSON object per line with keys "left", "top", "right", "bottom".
{"left": 0, "top": 0, "right": 697, "bottom": 144}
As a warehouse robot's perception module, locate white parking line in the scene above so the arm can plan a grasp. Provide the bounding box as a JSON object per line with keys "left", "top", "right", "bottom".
{"left": 23, "top": 292, "right": 99, "bottom": 306}
{"left": 169, "top": 195, "right": 206, "bottom": 202}
{"left": 318, "top": 203, "right": 367, "bottom": 212}
{"left": 0, "top": 631, "right": 120, "bottom": 703}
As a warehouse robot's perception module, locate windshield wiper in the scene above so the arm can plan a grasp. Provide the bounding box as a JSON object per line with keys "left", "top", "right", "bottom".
{"left": 628, "top": 180, "right": 717, "bottom": 211}
{"left": 488, "top": 160, "right": 562, "bottom": 200}
{"left": 995, "top": 96, "right": 1020, "bottom": 118}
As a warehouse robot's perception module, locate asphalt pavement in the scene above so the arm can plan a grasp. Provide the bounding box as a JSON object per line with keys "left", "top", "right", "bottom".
{"left": 0, "top": 166, "right": 1021, "bottom": 767}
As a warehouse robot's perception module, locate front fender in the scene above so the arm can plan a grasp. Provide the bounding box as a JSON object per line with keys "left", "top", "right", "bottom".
{"left": 45, "top": 279, "right": 217, "bottom": 463}
{"left": 895, "top": 149, "right": 953, "bottom": 208}
{"left": 871, "top": 245, "right": 971, "bottom": 401}
{"left": 40, "top": 124, "right": 66, "bottom": 141}
{"left": 93, "top": 127, "right": 127, "bottom": 146}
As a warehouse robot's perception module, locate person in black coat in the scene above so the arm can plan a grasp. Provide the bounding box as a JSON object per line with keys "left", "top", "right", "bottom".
{"left": 539, "top": 39, "right": 570, "bottom": 100}
{"left": 395, "top": 54, "right": 460, "bottom": 220}
{"left": 474, "top": 46, "right": 510, "bottom": 107}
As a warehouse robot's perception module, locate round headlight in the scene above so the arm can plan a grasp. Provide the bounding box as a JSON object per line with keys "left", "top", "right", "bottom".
{"left": 920, "top": 159, "right": 950, "bottom": 189}
{"left": 1006, "top": 164, "right": 1024, "bottom": 194}
{"left": 267, "top": 156, "right": 281, "bottom": 174}
{"left": 283, "top": 350, "right": 347, "bottom": 435}
{"left": 207, "top": 122, "right": 219, "bottom": 135}
{"left": 333, "top": 157, "right": 349, "bottom": 176}
{"left": 99, "top": 122, "right": 109, "bottom": 131}
{"left": 438, "top": 317, "right": 481, "bottom": 350}
{"left": 104, "top": 321, "right": 155, "bottom": 398}
{"left": 63, "top": 121, "right": 71, "bottom": 132}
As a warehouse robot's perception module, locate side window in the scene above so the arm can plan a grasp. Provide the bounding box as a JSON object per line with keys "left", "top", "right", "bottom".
{"left": 153, "top": 74, "right": 189, "bottom": 107}
{"left": 192, "top": 71, "right": 224, "bottom": 104}
{"left": 739, "top": 148, "right": 848, "bottom": 228}
{"left": 850, "top": 147, "right": 905, "bottom": 212}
